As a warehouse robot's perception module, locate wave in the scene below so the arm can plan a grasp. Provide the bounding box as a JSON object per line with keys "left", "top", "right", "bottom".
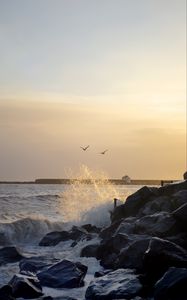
{"left": 0, "top": 194, "right": 60, "bottom": 200}
{"left": 0, "top": 216, "right": 65, "bottom": 246}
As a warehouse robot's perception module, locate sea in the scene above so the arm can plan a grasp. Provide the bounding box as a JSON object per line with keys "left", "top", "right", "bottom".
{"left": 0, "top": 182, "right": 143, "bottom": 299}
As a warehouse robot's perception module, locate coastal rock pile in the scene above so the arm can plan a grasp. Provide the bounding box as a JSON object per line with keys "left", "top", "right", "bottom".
{"left": 0, "top": 179, "right": 187, "bottom": 299}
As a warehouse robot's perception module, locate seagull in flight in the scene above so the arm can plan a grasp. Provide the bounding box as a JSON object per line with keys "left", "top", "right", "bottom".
{"left": 80, "top": 145, "right": 90, "bottom": 151}
{"left": 99, "top": 149, "right": 108, "bottom": 155}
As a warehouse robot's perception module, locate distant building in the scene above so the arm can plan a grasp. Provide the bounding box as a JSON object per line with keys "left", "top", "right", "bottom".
{"left": 122, "top": 175, "right": 131, "bottom": 184}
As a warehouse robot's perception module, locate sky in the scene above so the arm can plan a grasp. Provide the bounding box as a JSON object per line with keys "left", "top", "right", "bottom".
{"left": 0, "top": 0, "right": 186, "bottom": 180}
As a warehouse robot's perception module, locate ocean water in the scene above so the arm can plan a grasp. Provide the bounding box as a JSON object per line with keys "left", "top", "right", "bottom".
{"left": 0, "top": 182, "right": 142, "bottom": 299}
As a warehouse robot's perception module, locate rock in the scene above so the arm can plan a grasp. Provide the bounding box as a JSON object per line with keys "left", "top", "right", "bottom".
{"left": 158, "top": 180, "right": 187, "bottom": 196}
{"left": 0, "top": 246, "right": 24, "bottom": 266}
{"left": 111, "top": 186, "right": 159, "bottom": 222}
{"left": 94, "top": 270, "right": 112, "bottom": 278}
{"left": 138, "top": 196, "right": 174, "bottom": 216}
{"left": 172, "top": 202, "right": 187, "bottom": 229}
{"left": 143, "top": 237, "right": 187, "bottom": 283}
{"left": 85, "top": 268, "right": 142, "bottom": 300}
{"left": 99, "top": 219, "right": 123, "bottom": 240}
{"left": 19, "top": 256, "right": 59, "bottom": 275}
{"left": 37, "top": 259, "right": 87, "bottom": 288}
{"left": 183, "top": 172, "right": 187, "bottom": 180}
{"left": 113, "top": 219, "right": 136, "bottom": 235}
{"left": 9, "top": 274, "right": 43, "bottom": 299}
{"left": 166, "top": 233, "right": 187, "bottom": 249}
{"left": 154, "top": 267, "right": 187, "bottom": 300}
{"left": 39, "top": 297, "right": 77, "bottom": 300}
{"left": 97, "top": 233, "right": 130, "bottom": 268}
{"left": 81, "top": 224, "right": 101, "bottom": 234}
{"left": 115, "top": 237, "right": 151, "bottom": 271}
{"left": 0, "top": 285, "right": 15, "bottom": 300}
{"left": 69, "top": 226, "right": 91, "bottom": 242}
{"left": 172, "top": 190, "right": 187, "bottom": 209}
{"left": 135, "top": 212, "right": 178, "bottom": 237}
{"left": 80, "top": 244, "right": 100, "bottom": 258}
{"left": 39, "top": 231, "right": 70, "bottom": 246}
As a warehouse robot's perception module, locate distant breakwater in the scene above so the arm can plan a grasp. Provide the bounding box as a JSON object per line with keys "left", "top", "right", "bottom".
{"left": 0, "top": 178, "right": 176, "bottom": 185}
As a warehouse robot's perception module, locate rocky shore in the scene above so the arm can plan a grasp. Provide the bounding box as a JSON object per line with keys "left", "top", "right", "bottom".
{"left": 0, "top": 179, "right": 187, "bottom": 300}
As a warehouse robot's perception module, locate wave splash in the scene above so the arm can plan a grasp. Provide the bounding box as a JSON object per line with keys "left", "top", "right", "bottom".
{"left": 60, "top": 165, "right": 121, "bottom": 227}
{"left": 0, "top": 216, "right": 64, "bottom": 246}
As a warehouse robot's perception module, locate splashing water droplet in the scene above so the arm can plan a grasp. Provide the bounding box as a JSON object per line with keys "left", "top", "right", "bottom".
{"left": 60, "top": 165, "right": 121, "bottom": 226}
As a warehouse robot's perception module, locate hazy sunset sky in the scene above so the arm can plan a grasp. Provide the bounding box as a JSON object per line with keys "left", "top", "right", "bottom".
{"left": 0, "top": 0, "right": 186, "bottom": 180}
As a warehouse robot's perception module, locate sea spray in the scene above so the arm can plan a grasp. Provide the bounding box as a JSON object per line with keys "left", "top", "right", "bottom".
{"left": 60, "top": 165, "right": 121, "bottom": 226}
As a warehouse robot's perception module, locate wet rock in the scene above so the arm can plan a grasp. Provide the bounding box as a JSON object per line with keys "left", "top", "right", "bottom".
{"left": 138, "top": 196, "right": 174, "bottom": 216}
{"left": 40, "top": 297, "right": 77, "bottom": 300}
{"left": 0, "top": 285, "right": 15, "bottom": 300}
{"left": 80, "top": 243, "right": 100, "bottom": 257}
{"left": 85, "top": 268, "right": 142, "bottom": 300}
{"left": 0, "top": 246, "right": 24, "bottom": 266}
{"left": 99, "top": 219, "right": 123, "bottom": 240}
{"left": 97, "top": 233, "right": 130, "bottom": 268}
{"left": 154, "top": 267, "right": 187, "bottom": 300}
{"left": 69, "top": 226, "right": 88, "bottom": 240}
{"left": 115, "top": 237, "right": 151, "bottom": 271}
{"left": 111, "top": 186, "right": 159, "bottom": 222}
{"left": 9, "top": 274, "right": 43, "bottom": 299}
{"left": 135, "top": 212, "right": 178, "bottom": 237}
{"left": 158, "top": 180, "right": 187, "bottom": 196}
{"left": 38, "top": 259, "right": 87, "bottom": 288}
{"left": 19, "top": 256, "right": 59, "bottom": 275}
{"left": 39, "top": 231, "right": 70, "bottom": 246}
{"left": 81, "top": 224, "right": 101, "bottom": 234}
{"left": 172, "top": 202, "right": 187, "bottom": 229}
{"left": 172, "top": 190, "right": 187, "bottom": 209}
{"left": 94, "top": 269, "right": 112, "bottom": 278}
{"left": 143, "top": 237, "right": 187, "bottom": 283}
{"left": 113, "top": 219, "right": 136, "bottom": 235}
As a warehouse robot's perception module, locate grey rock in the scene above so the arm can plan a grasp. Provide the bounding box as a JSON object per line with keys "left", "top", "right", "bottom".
{"left": 0, "top": 246, "right": 24, "bottom": 266}
{"left": 38, "top": 259, "right": 87, "bottom": 288}
{"left": 9, "top": 274, "right": 43, "bottom": 299}
{"left": 135, "top": 212, "right": 178, "bottom": 237}
{"left": 154, "top": 267, "right": 187, "bottom": 300}
{"left": 85, "top": 268, "right": 142, "bottom": 300}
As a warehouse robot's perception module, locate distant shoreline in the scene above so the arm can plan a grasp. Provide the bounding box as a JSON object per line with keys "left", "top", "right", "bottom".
{"left": 0, "top": 178, "right": 178, "bottom": 185}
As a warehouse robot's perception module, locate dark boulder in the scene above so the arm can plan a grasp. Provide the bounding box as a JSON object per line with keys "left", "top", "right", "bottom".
{"left": 143, "top": 237, "right": 187, "bottom": 283}
{"left": 154, "top": 267, "right": 187, "bottom": 300}
{"left": 135, "top": 212, "right": 178, "bottom": 237}
{"left": 172, "top": 202, "right": 187, "bottom": 229}
{"left": 37, "top": 259, "right": 87, "bottom": 288}
{"left": 172, "top": 190, "right": 187, "bottom": 209}
{"left": 39, "top": 231, "right": 70, "bottom": 246}
{"left": 111, "top": 186, "right": 159, "bottom": 222}
{"left": 138, "top": 196, "right": 174, "bottom": 216}
{"left": 9, "top": 274, "right": 43, "bottom": 299}
{"left": 158, "top": 180, "right": 187, "bottom": 196}
{"left": 97, "top": 233, "right": 130, "bottom": 268}
{"left": 0, "top": 285, "right": 15, "bottom": 300}
{"left": 99, "top": 219, "right": 124, "bottom": 240}
{"left": 115, "top": 237, "right": 151, "bottom": 271}
{"left": 19, "top": 256, "right": 59, "bottom": 275}
{"left": 69, "top": 226, "right": 88, "bottom": 240}
{"left": 85, "top": 268, "right": 142, "bottom": 300}
{"left": 0, "top": 246, "right": 24, "bottom": 266}
{"left": 81, "top": 224, "right": 101, "bottom": 234}
{"left": 94, "top": 269, "right": 112, "bottom": 278}
{"left": 80, "top": 243, "right": 100, "bottom": 258}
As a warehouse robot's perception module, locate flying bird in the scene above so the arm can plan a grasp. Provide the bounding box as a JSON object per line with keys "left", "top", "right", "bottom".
{"left": 99, "top": 149, "right": 108, "bottom": 155}
{"left": 80, "top": 145, "right": 90, "bottom": 151}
